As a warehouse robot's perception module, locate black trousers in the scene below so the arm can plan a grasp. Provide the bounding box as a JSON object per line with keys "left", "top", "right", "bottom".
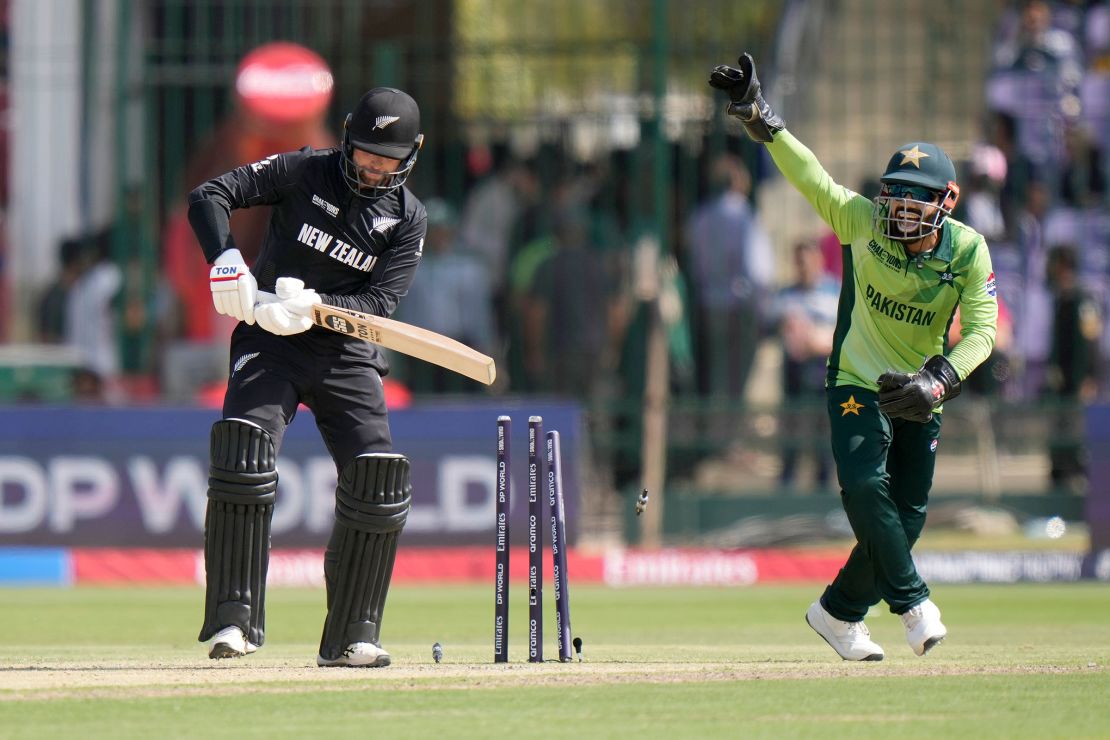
{"left": 222, "top": 328, "right": 392, "bottom": 468}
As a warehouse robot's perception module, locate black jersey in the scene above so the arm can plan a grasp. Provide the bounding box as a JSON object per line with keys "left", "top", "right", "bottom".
{"left": 188, "top": 147, "right": 427, "bottom": 371}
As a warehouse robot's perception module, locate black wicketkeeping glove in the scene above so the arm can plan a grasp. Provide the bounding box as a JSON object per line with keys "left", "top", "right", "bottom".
{"left": 708, "top": 53, "right": 784, "bottom": 143}
{"left": 877, "top": 355, "right": 962, "bottom": 423}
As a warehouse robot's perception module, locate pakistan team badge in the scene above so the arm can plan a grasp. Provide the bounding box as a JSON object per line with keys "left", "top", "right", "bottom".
{"left": 899, "top": 145, "right": 930, "bottom": 167}
{"left": 937, "top": 263, "right": 961, "bottom": 287}
{"left": 840, "top": 395, "right": 864, "bottom": 416}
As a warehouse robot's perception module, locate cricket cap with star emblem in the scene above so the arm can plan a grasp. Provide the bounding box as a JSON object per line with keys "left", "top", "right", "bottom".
{"left": 879, "top": 142, "right": 957, "bottom": 191}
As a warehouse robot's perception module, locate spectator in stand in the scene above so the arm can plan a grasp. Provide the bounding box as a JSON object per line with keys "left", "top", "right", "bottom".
{"left": 989, "top": 2, "right": 1083, "bottom": 181}
{"left": 1058, "top": 123, "right": 1107, "bottom": 207}
{"left": 963, "top": 144, "right": 1009, "bottom": 243}
{"left": 993, "top": 0, "right": 1082, "bottom": 86}
{"left": 1044, "top": 244, "right": 1102, "bottom": 491}
{"left": 776, "top": 239, "right": 839, "bottom": 492}
{"left": 1010, "top": 179, "right": 1055, "bottom": 398}
{"left": 954, "top": 142, "right": 1015, "bottom": 393}
{"left": 524, "top": 208, "right": 621, "bottom": 399}
{"left": 1087, "top": 2, "right": 1110, "bottom": 72}
{"left": 457, "top": 154, "right": 540, "bottom": 329}
{"left": 1043, "top": 244, "right": 1096, "bottom": 492}
{"left": 38, "top": 237, "right": 88, "bottom": 343}
{"left": 396, "top": 198, "right": 495, "bottom": 394}
{"left": 684, "top": 153, "right": 774, "bottom": 401}
{"left": 506, "top": 166, "right": 628, "bottom": 393}
{"left": 65, "top": 232, "right": 122, "bottom": 401}
{"left": 985, "top": 110, "right": 1038, "bottom": 235}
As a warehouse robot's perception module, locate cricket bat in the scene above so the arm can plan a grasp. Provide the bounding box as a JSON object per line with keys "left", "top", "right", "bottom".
{"left": 311, "top": 303, "right": 496, "bottom": 385}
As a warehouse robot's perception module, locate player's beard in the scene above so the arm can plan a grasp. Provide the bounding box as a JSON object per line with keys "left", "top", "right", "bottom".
{"left": 357, "top": 167, "right": 386, "bottom": 188}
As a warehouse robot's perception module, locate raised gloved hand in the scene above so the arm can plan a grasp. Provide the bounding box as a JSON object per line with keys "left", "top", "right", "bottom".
{"left": 877, "top": 355, "right": 962, "bottom": 423}
{"left": 708, "top": 53, "right": 784, "bottom": 143}
{"left": 209, "top": 248, "right": 257, "bottom": 324}
{"left": 253, "top": 277, "right": 318, "bottom": 336}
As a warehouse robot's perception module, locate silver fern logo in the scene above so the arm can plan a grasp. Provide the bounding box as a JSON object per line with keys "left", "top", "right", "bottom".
{"left": 372, "top": 216, "right": 401, "bottom": 234}
{"left": 232, "top": 352, "right": 260, "bottom": 376}
{"left": 373, "top": 115, "right": 400, "bottom": 130}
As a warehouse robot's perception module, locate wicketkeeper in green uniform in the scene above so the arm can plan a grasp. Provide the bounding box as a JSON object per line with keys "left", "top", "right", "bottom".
{"left": 710, "top": 54, "right": 998, "bottom": 660}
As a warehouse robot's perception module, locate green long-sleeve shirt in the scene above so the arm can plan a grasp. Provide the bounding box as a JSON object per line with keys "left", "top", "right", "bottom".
{"left": 767, "top": 130, "right": 997, "bottom": 394}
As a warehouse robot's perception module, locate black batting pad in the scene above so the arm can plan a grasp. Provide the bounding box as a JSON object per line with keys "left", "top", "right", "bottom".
{"left": 319, "top": 454, "right": 411, "bottom": 660}
{"left": 198, "top": 419, "right": 277, "bottom": 646}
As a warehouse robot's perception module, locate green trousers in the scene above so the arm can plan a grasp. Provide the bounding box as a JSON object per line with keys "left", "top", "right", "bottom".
{"left": 822, "top": 385, "right": 942, "bottom": 620}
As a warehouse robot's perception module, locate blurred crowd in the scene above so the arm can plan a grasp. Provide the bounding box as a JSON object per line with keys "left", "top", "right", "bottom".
{"left": 28, "top": 2, "right": 1110, "bottom": 490}
{"left": 974, "top": 0, "right": 1110, "bottom": 489}
{"left": 976, "top": 0, "right": 1109, "bottom": 403}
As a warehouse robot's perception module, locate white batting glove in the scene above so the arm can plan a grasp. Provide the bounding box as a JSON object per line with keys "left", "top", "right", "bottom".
{"left": 274, "top": 277, "right": 321, "bottom": 318}
{"left": 255, "top": 300, "right": 312, "bottom": 336}
{"left": 209, "top": 249, "right": 258, "bottom": 325}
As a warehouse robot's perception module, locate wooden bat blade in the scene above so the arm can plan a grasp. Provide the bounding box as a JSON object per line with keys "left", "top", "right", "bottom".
{"left": 310, "top": 304, "right": 496, "bottom": 385}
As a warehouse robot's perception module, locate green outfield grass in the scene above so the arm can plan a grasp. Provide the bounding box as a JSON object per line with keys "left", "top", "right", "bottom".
{"left": 1, "top": 583, "right": 1107, "bottom": 738}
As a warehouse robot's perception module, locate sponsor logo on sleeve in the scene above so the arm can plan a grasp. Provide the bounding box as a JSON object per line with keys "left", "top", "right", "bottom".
{"left": 985, "top": 271, "right": 997, "bottom": 298}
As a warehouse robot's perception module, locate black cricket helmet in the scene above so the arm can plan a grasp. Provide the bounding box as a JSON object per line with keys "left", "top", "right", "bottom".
{"left": 341, "top": 87, "right": 423, "bottom": 198}
{"left": 871, "top": 142, "right": 960, "bottom": 243}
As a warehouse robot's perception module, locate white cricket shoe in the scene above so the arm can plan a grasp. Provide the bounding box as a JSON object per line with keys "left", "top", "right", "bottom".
{"left": 901, "top": 598, "right": 947, "bottom": 656}
{"left": 317, "top": 642, "right": 392, "bottom": 668}
{"left": 805, "top": 600, "right": 885, "bottom": 661}
{"left": 208, "top": 625, "right": 259, "bottom": 660}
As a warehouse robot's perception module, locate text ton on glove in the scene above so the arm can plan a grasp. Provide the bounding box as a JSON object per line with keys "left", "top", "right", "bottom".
{"left": 210, "top": 248, "right": 258, "bottom": 325}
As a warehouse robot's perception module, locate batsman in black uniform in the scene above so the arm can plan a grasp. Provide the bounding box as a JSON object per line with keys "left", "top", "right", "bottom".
{"left": 189, "top": 87, "right": 427, "bottom": 667}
